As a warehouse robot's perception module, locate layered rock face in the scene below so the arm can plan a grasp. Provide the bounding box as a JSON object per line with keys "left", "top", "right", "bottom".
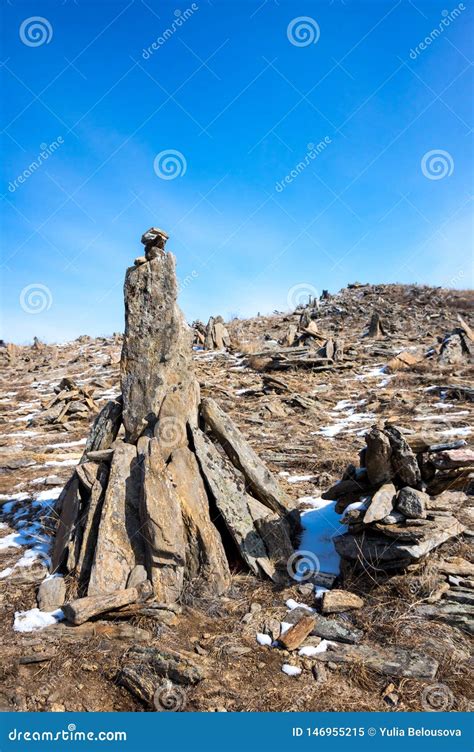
{"left": 51, "top": 228, "right": 291, "bottom": 608}
{"left": 121, "top": 246, "right": 199, "bottom": 444}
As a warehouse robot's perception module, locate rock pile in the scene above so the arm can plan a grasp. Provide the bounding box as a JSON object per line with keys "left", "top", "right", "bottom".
{"left": 325, "top": 423, "right": 470, "bottom": 571}
{"left": 31, "top": 377, "right": 98, "bottom": 427}
{"left": 50, "top": 228, "right": 293, "bottom": 624}
{"left": 438, "top": 322, "right": 473, "bottom": 365}
{"left": 203, "top": 316, "right": 231, "bottom": 350}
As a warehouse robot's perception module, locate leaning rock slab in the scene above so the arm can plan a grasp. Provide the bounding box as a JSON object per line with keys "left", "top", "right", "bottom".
{"left": 168, "top": 445, "right": 230, "bottom": 595}
{"left": 365, "top": 427, "right": 393, "bottom": 486}
{"left": 363, "top": 483, "right": 396, "bottom": 524}
{"left": 87, "top": 442, "right": 143, "bottom": 596}
{"left": 200, "top": 397, "right": 288, "bottom": 516}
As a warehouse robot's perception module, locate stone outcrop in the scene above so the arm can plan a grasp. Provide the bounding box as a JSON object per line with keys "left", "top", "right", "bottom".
{"left": 50, "top": 227, "right": 290, "bottom": 616}
{"left": 204, "top": 316, "right": 231, "bottom": 350}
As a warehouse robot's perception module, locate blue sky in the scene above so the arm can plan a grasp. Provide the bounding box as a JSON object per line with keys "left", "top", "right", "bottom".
{"left": 1, "top": 0, "right": 472, "bottom": 343}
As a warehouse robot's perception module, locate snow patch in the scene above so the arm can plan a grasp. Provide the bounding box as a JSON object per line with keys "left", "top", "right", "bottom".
{"left": 281, "top": 664, "right": 302, "bottom": 677}
{"left": 13, "top": 608, "right": 64, "bottom": 633}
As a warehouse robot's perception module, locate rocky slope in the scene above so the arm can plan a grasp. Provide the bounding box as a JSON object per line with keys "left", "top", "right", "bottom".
{"left": 0, "top": 281, "right": 472, "bottom": 713}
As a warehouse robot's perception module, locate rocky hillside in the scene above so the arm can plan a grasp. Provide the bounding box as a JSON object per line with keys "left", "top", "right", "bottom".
{"left": 0, "top": 281, "right": 472, "bottom": 713}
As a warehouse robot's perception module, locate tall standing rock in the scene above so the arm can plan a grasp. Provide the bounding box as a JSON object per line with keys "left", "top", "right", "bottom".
{"left": 51, "top": 227, "right": 291, "bottom": 614}
{"left": 121, "top": 235, "right": 199, "bottom": 444}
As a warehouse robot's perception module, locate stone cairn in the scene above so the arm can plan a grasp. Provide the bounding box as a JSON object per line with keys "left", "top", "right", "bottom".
{"left": 51, "top": 228, "right": 293, "bottom": 622}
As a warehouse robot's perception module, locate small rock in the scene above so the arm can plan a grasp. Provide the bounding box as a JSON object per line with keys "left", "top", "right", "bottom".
{"left": 264, "top": 618, "right": 281, "bottom": 641}
{"left": 50, "top": 703, "right": 65, "bottom": 712}
{"left": 382, "top": 511, "right": 406, "bottom": 524}
{"left": 126, "top": 564, "right": 148, "bottom": 589}
{"left": 37, "top": 576, "right": 66, "bottom": 612}
{"left": 320, "top": 590, "right": 364, "bottom": 614}
{"left": 312, "top": 616, "right": 363, "bottom": 644}
{"left": 396, "top": 487, "right": 428, "bottom": 519}
{"left": 250, "top": 602, "right": 262, "bottom": 614}
{"left": 297, "top": 583, "right": 314, "bottom": 597}
{"left": 134, "top": 256, "right": 147, "bottom": 266}
{"left": 312, "top": 663, "right": 327, "bottom": 682}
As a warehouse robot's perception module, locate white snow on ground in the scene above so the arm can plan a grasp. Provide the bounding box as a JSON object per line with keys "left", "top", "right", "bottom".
{"left": 3, "top": 430, "right": 42, "bottom": 438}
{"left": 355, "top": 365, "right": 386, "bottom": 380}
{"left": 13, "top": 608, "right": 64, "bottom": 633}
{"left": 438, "top": 426, "right": 472, "bottom": 437}
{"left": 0, "top": 533, "right": 22, "bottom": 551}
{"left": 314, "top": 586, "right": 329, "bottom": 599}
{"left": 281, "top": 664, "right": 302, "bottom": 677}
{"left": 285, "top": 599, "right": 315, "bottom": 612}
{"left": 42, "top": 459, "right": 78, "bottom": 467}
{"left": 296, "top": 497, "right": 347, "bottom": 576}
{"left": 0, "top": 488, "right": 63, "bottom": 579}
{"left": 298, "top": 640, "right": 336, "bottom": 657}
{"left": 313, "top": 397, "right": 375, "bottom": 440}
{"left": 45, "top": 439, "right": 87, "bottom": 449}
{"left": 287, "top": 475, "right": 318, "bottom": 484}
{"left": 256, "top": 633, "right": 272, "bottom": 646}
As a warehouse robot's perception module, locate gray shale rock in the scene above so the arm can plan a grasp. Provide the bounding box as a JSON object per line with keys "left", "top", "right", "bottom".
{"left": 396, "top": 486, "right": 428, "bottom": 519}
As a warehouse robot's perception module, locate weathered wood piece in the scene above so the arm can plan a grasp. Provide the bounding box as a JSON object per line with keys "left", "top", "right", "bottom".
{"left": 313, "top": 643, "right": 438, "bottom": 680}
{"left": 279, "top": 615, "right": 316, "bottom": 650}
{"left": 62, "top": 587, "right": 139, "bottom": 625}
